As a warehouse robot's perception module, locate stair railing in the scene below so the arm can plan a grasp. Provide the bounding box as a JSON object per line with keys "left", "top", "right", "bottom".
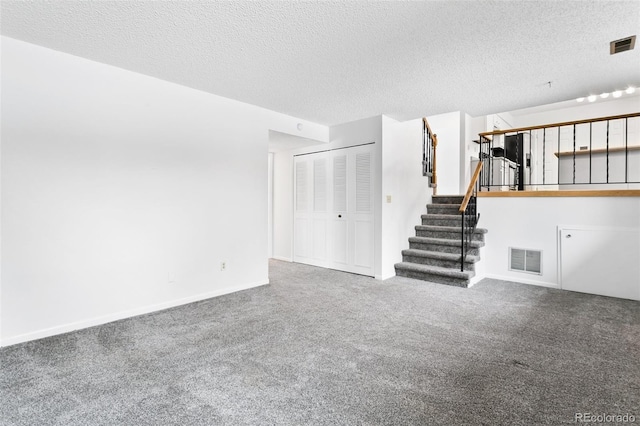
{"left": 422, "top": 117, "right": 438, "bottom": 195}
{"left": 459, "top": 161, "right": 483, "bottom": 271}
{"left": 477, "top": 112, "right": 640, "bottom": 191}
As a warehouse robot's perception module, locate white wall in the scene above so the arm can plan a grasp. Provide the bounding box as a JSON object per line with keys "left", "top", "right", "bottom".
{"left": 486, "top": 112, "right": 515, "bottom": 131}
{"left": 0, "top": 38, "right": 3, "bottom": 340}
{"left": 464, "top": 114, "right": 486, "bottom": 185}
{"left": 425, "top": 111, "right": 464, "bottom": 195}
{"left": 380, "top": 116, "right": 432, "bottom": 279}
{"left": 0, "top": 37, "right": 326, "bottom": 345}
{"left": 327, "top": 116, "right": 382, "bottom": 152}
{"left": 268, "top": 153, "right": 274, "bottom": 258}
{"left": 272, "top": 150, "right": 295, "bottom": 261}
{"left": 479, "top": 196, "right": 640, "bottom": 287}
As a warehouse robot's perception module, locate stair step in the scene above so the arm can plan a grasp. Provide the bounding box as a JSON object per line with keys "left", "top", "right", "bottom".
{"left": 402, "top": 249, "right": 478, "bottom": 271}
{"left": 409, "top": 236, "right": 483, "bottom": 255}
{"left": 409, "top": 236, "right": 484, "bottom": 247}
{"left": 415, "top": 225, "right": 487, "bottom": 242}
{"left": 394, "top": 262, "right": 474, "bottom": 287}
{"left": 431, "top": 195, "right": 465, "bottom": 205}
{"left": 426, "top": 203, "right": 462, "bottom": 214}
{"left": 416, "top": 225, "right": 488, "bottom": 234}
{"left": 421, "top": 213, "right": 478, "bottom": 226}
{"left": 402, "top": 249, "right": 479, "bottom": 263}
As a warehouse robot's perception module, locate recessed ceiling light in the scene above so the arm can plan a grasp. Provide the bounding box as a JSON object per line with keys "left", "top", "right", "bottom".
{"left": 600, "top": 92, "right": 610, "bottom": 98}
{"left": 612, "top": 91, "right": 622, "bottom": 98}
{"left": 626, "top": 87, "right": 636, "bottom": 94}
{"left": 576, "top": 97, "right": 585, "bottom": 102}
{"left": 587, "top": 95, "right": 597, "bottom": 102}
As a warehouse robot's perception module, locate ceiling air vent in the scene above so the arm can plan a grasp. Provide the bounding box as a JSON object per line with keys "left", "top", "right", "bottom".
{"left": 610, "top": 35, "right": 636, "bottom": 54}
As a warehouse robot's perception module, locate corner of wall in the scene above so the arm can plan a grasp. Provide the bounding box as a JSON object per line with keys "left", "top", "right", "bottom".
{"left": 425, "top": 111, "right": 462, "bottom": 195}
{"left": 379, "top": 117, "right": 429, "bottom": 280}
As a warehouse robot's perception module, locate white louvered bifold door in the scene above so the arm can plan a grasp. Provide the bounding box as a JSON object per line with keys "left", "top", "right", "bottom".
{"left": 294, "top": 153, "right": 330, "bottom": 268}
{"left": 294, "top": 159, "right": 311, "bottom": 261}
{"left": 349, "top": 148, "right": 374, "bottom": 274}
{"left": 312, "top": 156, "right": 329, "bottom": 262}
{"left": 331, "top": 154, "right": 349, "bottom": 267}
{"left": 293, "top": 144, "right": 375, "bottom": 276}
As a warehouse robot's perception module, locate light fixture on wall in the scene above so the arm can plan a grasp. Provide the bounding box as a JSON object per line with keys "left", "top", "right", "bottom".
{"left": 612, "top": 91, "right": 622, "bottom": 98}
{"left": 587, "top": 95, "right": 597, "bottom": 102}
{"left": 600, "top": 92, "right": 609, "bottom": 98}
{"left": 576, "top": 97, "right": 585, "bottom": 102}
{"left": 626, "top": 87, "right": 636, "bottom": 94}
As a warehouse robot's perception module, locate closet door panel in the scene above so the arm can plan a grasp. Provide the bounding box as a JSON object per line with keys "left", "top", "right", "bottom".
{"left": 293, "top": 144, "right": 375, "bottom": 276}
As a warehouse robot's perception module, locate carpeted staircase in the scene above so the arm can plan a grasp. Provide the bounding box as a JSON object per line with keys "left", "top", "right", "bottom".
{"left": 394, "top": 195, "right": 487, "bottom": 287}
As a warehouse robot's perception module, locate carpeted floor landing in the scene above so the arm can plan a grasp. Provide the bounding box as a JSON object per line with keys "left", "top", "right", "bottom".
{"left": 1, "top": 259, "right": 638, "bottom": 425}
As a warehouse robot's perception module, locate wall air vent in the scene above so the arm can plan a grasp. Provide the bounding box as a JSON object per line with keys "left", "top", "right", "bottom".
{"left": 610, "top": 35, "right": 636, "bottom": 54}
{"left": 509, "top": 247, "right": 542, "bottom": 275}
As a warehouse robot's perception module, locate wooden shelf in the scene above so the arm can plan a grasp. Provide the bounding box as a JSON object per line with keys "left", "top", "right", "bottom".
{"left": 554, "top": 145, "right": 640, "bottom": 158}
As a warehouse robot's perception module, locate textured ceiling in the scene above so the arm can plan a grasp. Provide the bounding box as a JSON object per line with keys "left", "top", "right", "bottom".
{"left": 2, "top": 1, "right": 639, "bottom": 125}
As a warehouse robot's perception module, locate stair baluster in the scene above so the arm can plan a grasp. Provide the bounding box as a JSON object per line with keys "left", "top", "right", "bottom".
{"left": 459, "top": 162, "right": 483, "bottom": 271}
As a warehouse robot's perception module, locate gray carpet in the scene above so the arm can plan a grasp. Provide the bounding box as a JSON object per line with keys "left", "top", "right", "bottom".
{"left": 1, "top": 260, "right": 638, "bottom": 425}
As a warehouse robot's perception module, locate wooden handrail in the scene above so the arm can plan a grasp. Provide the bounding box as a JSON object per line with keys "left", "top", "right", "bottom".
{"left": 477, "top": 112, "right": 640, "bottom": 140}
{"left": 423, "top": 117, "right": 438, "bottom": 195}
{"left": 423, "top": 117, "right": 435, "bottom": 137}
{"left": 459, "top": 161, "right": 483, "bottom": 213}
{"left": 432, "top": 133, "right": 438, "bottom": 195}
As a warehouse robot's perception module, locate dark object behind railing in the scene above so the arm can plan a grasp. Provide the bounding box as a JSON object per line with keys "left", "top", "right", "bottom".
{"left": 459, "top": 162, "right": 483, "bottom": 271}
{"left": 477, "top": 112, "right": 640, "bottom": 191}
{"left": 422, "top": 117, "right": 438, "bottom": 194}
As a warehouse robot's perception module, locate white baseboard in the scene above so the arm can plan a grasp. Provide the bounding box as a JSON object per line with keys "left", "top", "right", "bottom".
{"left": 376, "top": 272, "right": 395, "bottom": 281}
{"left": 468, "top": 273, "right": 486, "bottom": 287}
{"left": 482, "top": 273, "right": 559, "bottom": 289}
{"left": 0, "top": 280, "right": 269, "bottom": 348}
{"left": 270, "top": 256, "right": 292, "bottom": 262}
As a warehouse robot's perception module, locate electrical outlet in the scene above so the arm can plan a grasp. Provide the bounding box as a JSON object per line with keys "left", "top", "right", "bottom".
{"left": 220, "top": 262, "right": 226, "bottom": 271}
